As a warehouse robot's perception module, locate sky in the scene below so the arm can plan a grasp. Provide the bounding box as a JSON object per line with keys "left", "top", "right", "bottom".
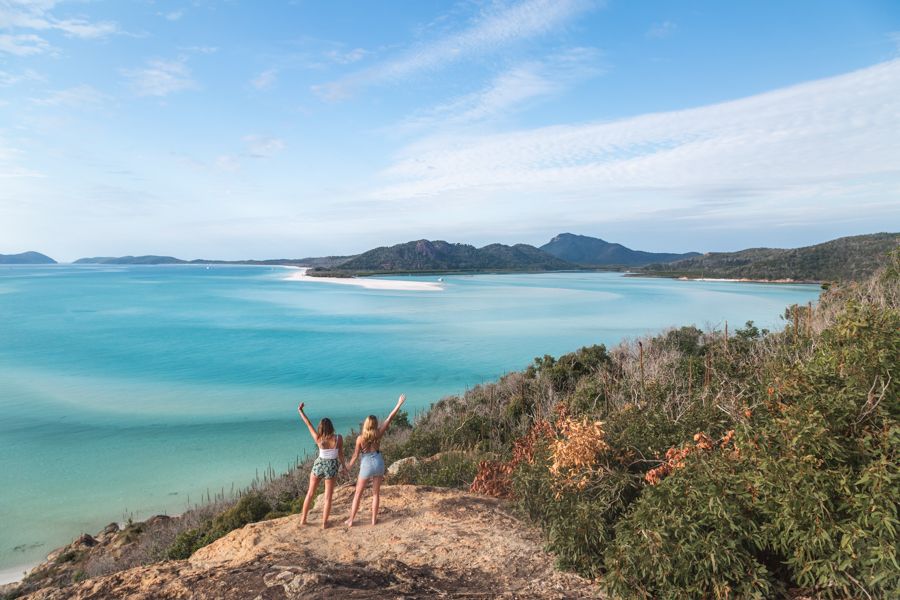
{"left": 1, "top": 0, "right": 899, "bottom": 261}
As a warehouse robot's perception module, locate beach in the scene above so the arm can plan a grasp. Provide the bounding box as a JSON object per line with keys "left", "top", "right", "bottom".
{"left": 283, "top": 268, "right": 444, "bottom": 291}
{"left": 0, "top": 564, "right": 32, "bottom": 586}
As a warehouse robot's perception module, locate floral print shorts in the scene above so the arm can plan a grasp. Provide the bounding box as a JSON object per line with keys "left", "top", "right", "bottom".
{"left": 311, "top": 457, "right": 339, "bottom": 479}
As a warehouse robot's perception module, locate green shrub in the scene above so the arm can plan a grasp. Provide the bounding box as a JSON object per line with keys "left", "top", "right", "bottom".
{"left": 166, "top": 493, "right": 272, "bottom": 560}
{"left": 604, "top": 450, "right": 776, "bottom": 600}
{"left": 392, "top": 453, "right": 480, "bottom": 488}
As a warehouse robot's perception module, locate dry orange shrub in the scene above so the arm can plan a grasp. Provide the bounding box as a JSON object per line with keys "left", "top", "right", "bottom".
{"left": 644, "top": 429, "right": 737, "bottom": 485}
{"left": 470, "top": 419, "right": 555, "bottom": 498}
{"left": 548, "top": 417, "right": 610, "bottom": 491}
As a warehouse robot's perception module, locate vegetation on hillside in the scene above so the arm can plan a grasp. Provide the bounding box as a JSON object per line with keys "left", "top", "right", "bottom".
{"left": 383, "top": 251, "right": 899, "bottom": 598}
{"left": 540, "top": 233, "right": 699, "bottom": 266}
{"left": 313, "top": 239, "right": 574, "bottom": 275}
{"left": 640, "top": 232, "right": 898, "bottom": 281}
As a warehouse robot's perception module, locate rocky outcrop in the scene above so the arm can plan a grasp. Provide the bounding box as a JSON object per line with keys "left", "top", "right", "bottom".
{"left": 8, "top": 485, "right": 600, "bottom": 599}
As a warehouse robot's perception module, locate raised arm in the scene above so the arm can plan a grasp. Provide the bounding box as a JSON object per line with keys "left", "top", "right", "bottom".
{"left": 378, "top": 394, "right": 406, "bottom": 437}
{"left": 297, "top": 403, "right": 318, "bottom": 443}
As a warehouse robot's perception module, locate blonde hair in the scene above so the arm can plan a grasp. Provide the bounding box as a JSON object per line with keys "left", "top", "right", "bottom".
{"left": 360, "top": 415, "right": 379, "bottom": 450}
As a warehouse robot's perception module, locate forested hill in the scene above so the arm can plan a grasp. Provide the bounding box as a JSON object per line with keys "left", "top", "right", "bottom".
{"left": 318, "top": 239, "right": 575, "bottom": 274}
{"left": 639, "top": 232, "right": 899, "bottom": 281}
{"left": 0, "top": 251, "right": 56, "bottom": 264}
{"left": 74, "top": 255, "right": 186, "bottom": 265}
{"left": 540, "top": 233, "right": 699, "bottom": 266}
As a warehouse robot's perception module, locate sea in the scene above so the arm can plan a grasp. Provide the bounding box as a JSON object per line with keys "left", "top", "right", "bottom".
{"left": 0, "top": 264, "right": 821, "bottom": 575}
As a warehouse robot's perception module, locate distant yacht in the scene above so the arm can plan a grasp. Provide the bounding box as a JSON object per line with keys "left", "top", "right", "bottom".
{"left": 437, "top": 277, "right": 443, "bottom": 282}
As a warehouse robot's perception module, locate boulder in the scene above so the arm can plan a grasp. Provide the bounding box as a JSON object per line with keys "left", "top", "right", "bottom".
{"left": 387, "top": 456, "right": 419, "bottom": 476}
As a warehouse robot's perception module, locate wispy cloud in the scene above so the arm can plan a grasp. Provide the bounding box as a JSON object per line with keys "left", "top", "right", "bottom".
{"left": 160, "top": 10, "right": 184, "bottom": 22}
{"left": 373, "top": 59, "right": 900, "bottom": 230}
{"left": 30, "top": 83, "right": 107, "bottom": 107}
{"left": 397, "top": 47, "right": 604, "bottom": 132}
{"left": 0, "top": 0, "right": 119, "bottom": 55}
{"left": 250, "top": 68, "right": 277, "bottom": 90}
{"left": 324, "top": 47, "right": 367, "bottom": 64}
{"left": 0, "top": 67, "right": 43, "bottom": 86}
{"left": 122, "top": 58, "right": 198, "bottom": 97}
{"left": 313, "top": 0, "right": 596, "bottom": 100}
{"left": 0, "top": 32, "right": 50, "bottom": 55}
{"left": 647, "top": 21, "right": 677, "bottom": 39}
{"left": 243, "top": 135, "right": 286, "bottom": 158}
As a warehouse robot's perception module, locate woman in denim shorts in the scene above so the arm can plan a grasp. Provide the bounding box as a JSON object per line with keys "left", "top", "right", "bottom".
{"left": 345, "top": 394, "right": 406, "bottom": 526}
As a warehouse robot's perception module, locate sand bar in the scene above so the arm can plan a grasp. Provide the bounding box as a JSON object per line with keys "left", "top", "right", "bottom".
{"left": 0, "top": 563, "right": 35, "bottom": 585}
{"left": 284, "top": 268, "right": 443, "bottom": 291}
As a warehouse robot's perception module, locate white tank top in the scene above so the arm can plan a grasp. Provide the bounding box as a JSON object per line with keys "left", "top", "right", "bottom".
{"left": 319, "top": 446, "right": 339, "bottom": 460}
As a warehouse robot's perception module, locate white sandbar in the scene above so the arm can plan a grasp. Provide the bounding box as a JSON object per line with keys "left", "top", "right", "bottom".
{"left": 0, "top": 563, "right": 35, "bottom": 585}
{"left": 284, "top": 269, "right": 443, "bottom": 291}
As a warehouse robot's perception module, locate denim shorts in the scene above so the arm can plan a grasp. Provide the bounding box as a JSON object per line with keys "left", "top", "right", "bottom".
{"left": 359, "top": 451, "right": 385, "bottom": 479}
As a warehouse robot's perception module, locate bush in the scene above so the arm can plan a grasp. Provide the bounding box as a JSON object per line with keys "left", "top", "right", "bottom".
{"left": 166, "top": 493, "right": 271, "bottom": 559}
{"left": 392, "top": 452, "right": 480, "bottom": 488}
{"left": 604, "top": 450, "right": 775, "bottom": 600}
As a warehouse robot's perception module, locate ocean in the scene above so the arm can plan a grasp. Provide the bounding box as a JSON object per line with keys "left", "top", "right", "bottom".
{"left": 0, "top": 265, "right": 821, "bottom": 573}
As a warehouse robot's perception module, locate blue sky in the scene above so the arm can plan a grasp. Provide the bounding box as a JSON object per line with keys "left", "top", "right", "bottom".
{"left": 1, "top": 0, "right": 899, "bottom": 261}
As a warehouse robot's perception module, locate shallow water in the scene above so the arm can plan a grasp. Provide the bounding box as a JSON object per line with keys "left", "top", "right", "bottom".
{"left": 0, "top": 265, "right": 820, "bottom": 571}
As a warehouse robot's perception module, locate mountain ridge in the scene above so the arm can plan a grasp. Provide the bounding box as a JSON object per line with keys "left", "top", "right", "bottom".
{"left": 0, "top": 251, "right": 56, "bottom": 265}
{"left": 540, "top": 233, "right": 699, "bottom": 266}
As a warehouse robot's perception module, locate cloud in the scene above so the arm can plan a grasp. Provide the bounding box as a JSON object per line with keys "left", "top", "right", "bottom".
{"left": 30, "top": 83, "right": 107, "bottom": 107}
{"left": 0, "top": 0, "right": 119, "bottom": 51}
{"left": 243, "top": 135, "right": 286, "bottom": 158}
{"left": 180, "top": 45, "right": 218, "bottom": 54}
{"left": 647, "top": 21, "right": 677, "bottom": 39}
{"left": 122, "top": 58, "right": 198, "bottom": 97}
{"left": 250, "top": 68, "right": 277, "bottom": 90}
{"left": 324, "top": 47, "right": 367, "bottom": 64}
{"left": 0, "top": 67, "right": 43, "bottom": 86}
{"left": 160, "top": 10, "right": 183, "bottom": 22}
{"left": 0, "top": 32, "right": 51, "bottom": 55}
{"left": 372, "top": 59, "right": 900, "bottom": 230}
{"left": 397, "top": 47, "right": 604, "bottom": 132}
{"left": 313, "top": 0, "right": 596, "bottom": 100}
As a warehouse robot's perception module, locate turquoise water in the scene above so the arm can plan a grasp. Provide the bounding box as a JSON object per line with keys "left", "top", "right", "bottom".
{"left": 0, "top": 265, "right": 820, "bottom": 570}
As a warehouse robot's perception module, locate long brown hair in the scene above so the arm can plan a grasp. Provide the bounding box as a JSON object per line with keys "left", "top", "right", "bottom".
{"left": 317, "top": 418, "right": 334, "bottom": 441}
{"left": 360, "top": 415, "right": 379, "bottom": 450}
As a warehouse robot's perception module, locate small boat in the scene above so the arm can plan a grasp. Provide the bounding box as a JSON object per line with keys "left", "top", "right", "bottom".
{"left": 437, "top": 277, "right": 443, "bottom": 282}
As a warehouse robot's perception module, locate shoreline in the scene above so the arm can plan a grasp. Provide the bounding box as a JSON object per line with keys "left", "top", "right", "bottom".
{"left": 284, "top": 268, "right": 444, "bottom": 291}
{"left": 0, "top": 563, "right": 35, "bottom": 586}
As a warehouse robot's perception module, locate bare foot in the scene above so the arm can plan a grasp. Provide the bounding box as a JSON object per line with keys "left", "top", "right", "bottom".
{"left": 322, "top": 521, "right": 329, "bottom": 530}
{"left": 300, "top": 520, "right": 308, "bottom": 526}
{"left": 371, "top": 517, "right": 378, "bottom": 526}
{"left": 344, "top": 518, "right": 353, "bottom": 527}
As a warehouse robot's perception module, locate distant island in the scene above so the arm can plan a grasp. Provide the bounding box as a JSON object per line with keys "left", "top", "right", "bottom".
{"left": 72, "top": 255, "right": 353, "bottom": 269}
{"left": 22, "top": 231, "right": 899, "bottom": 283}
{"left": 638, "top": 232, "right": 899, "bottom": 282}
{"left": 309, "top": 239, "right": 573, "bottom": 276}
{"left": 540, "top": 233, "right": 700, "bottom": 266}
{"left": 0, "top": 251, "right": 56, "bottom": 265}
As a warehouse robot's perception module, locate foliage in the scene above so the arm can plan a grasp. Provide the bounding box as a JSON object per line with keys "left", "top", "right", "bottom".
{"left": 391, "top": 452, "right": 481, "bottom": 488}
{"left": 166, "top": 493, "right": 271, "bottom": 560}
{"left": 641, "top": 232, "right": 899, "bottom": 281}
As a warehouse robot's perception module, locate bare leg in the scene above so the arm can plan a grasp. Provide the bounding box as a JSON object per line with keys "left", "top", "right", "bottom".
{"left": 321, "top": 478, "right": 335, "bottom": 529}
{"left": 370, "top": 476, "right": 383, "bottom": 525}
{"left": 345, "top": 476, "right": 368, "bottom": 527}
{"left": 301, "top": 472, "right": 320, "bottom": 525}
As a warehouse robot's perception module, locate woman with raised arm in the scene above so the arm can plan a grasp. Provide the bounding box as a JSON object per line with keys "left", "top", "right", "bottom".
{"left": 297, "top": 402, "right": 348, "bottom": 529}
{"left": 344, "top": 394, "right": 406, "bottom": 527}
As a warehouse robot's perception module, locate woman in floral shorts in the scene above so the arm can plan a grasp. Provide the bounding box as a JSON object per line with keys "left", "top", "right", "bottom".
{"left": 298, "top": 403, "right": 348, "bottom": 528}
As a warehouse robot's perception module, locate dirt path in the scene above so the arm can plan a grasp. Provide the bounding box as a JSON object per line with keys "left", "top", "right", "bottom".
{"left": 22, "top": 485, "right": 601, "bottom": 599}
